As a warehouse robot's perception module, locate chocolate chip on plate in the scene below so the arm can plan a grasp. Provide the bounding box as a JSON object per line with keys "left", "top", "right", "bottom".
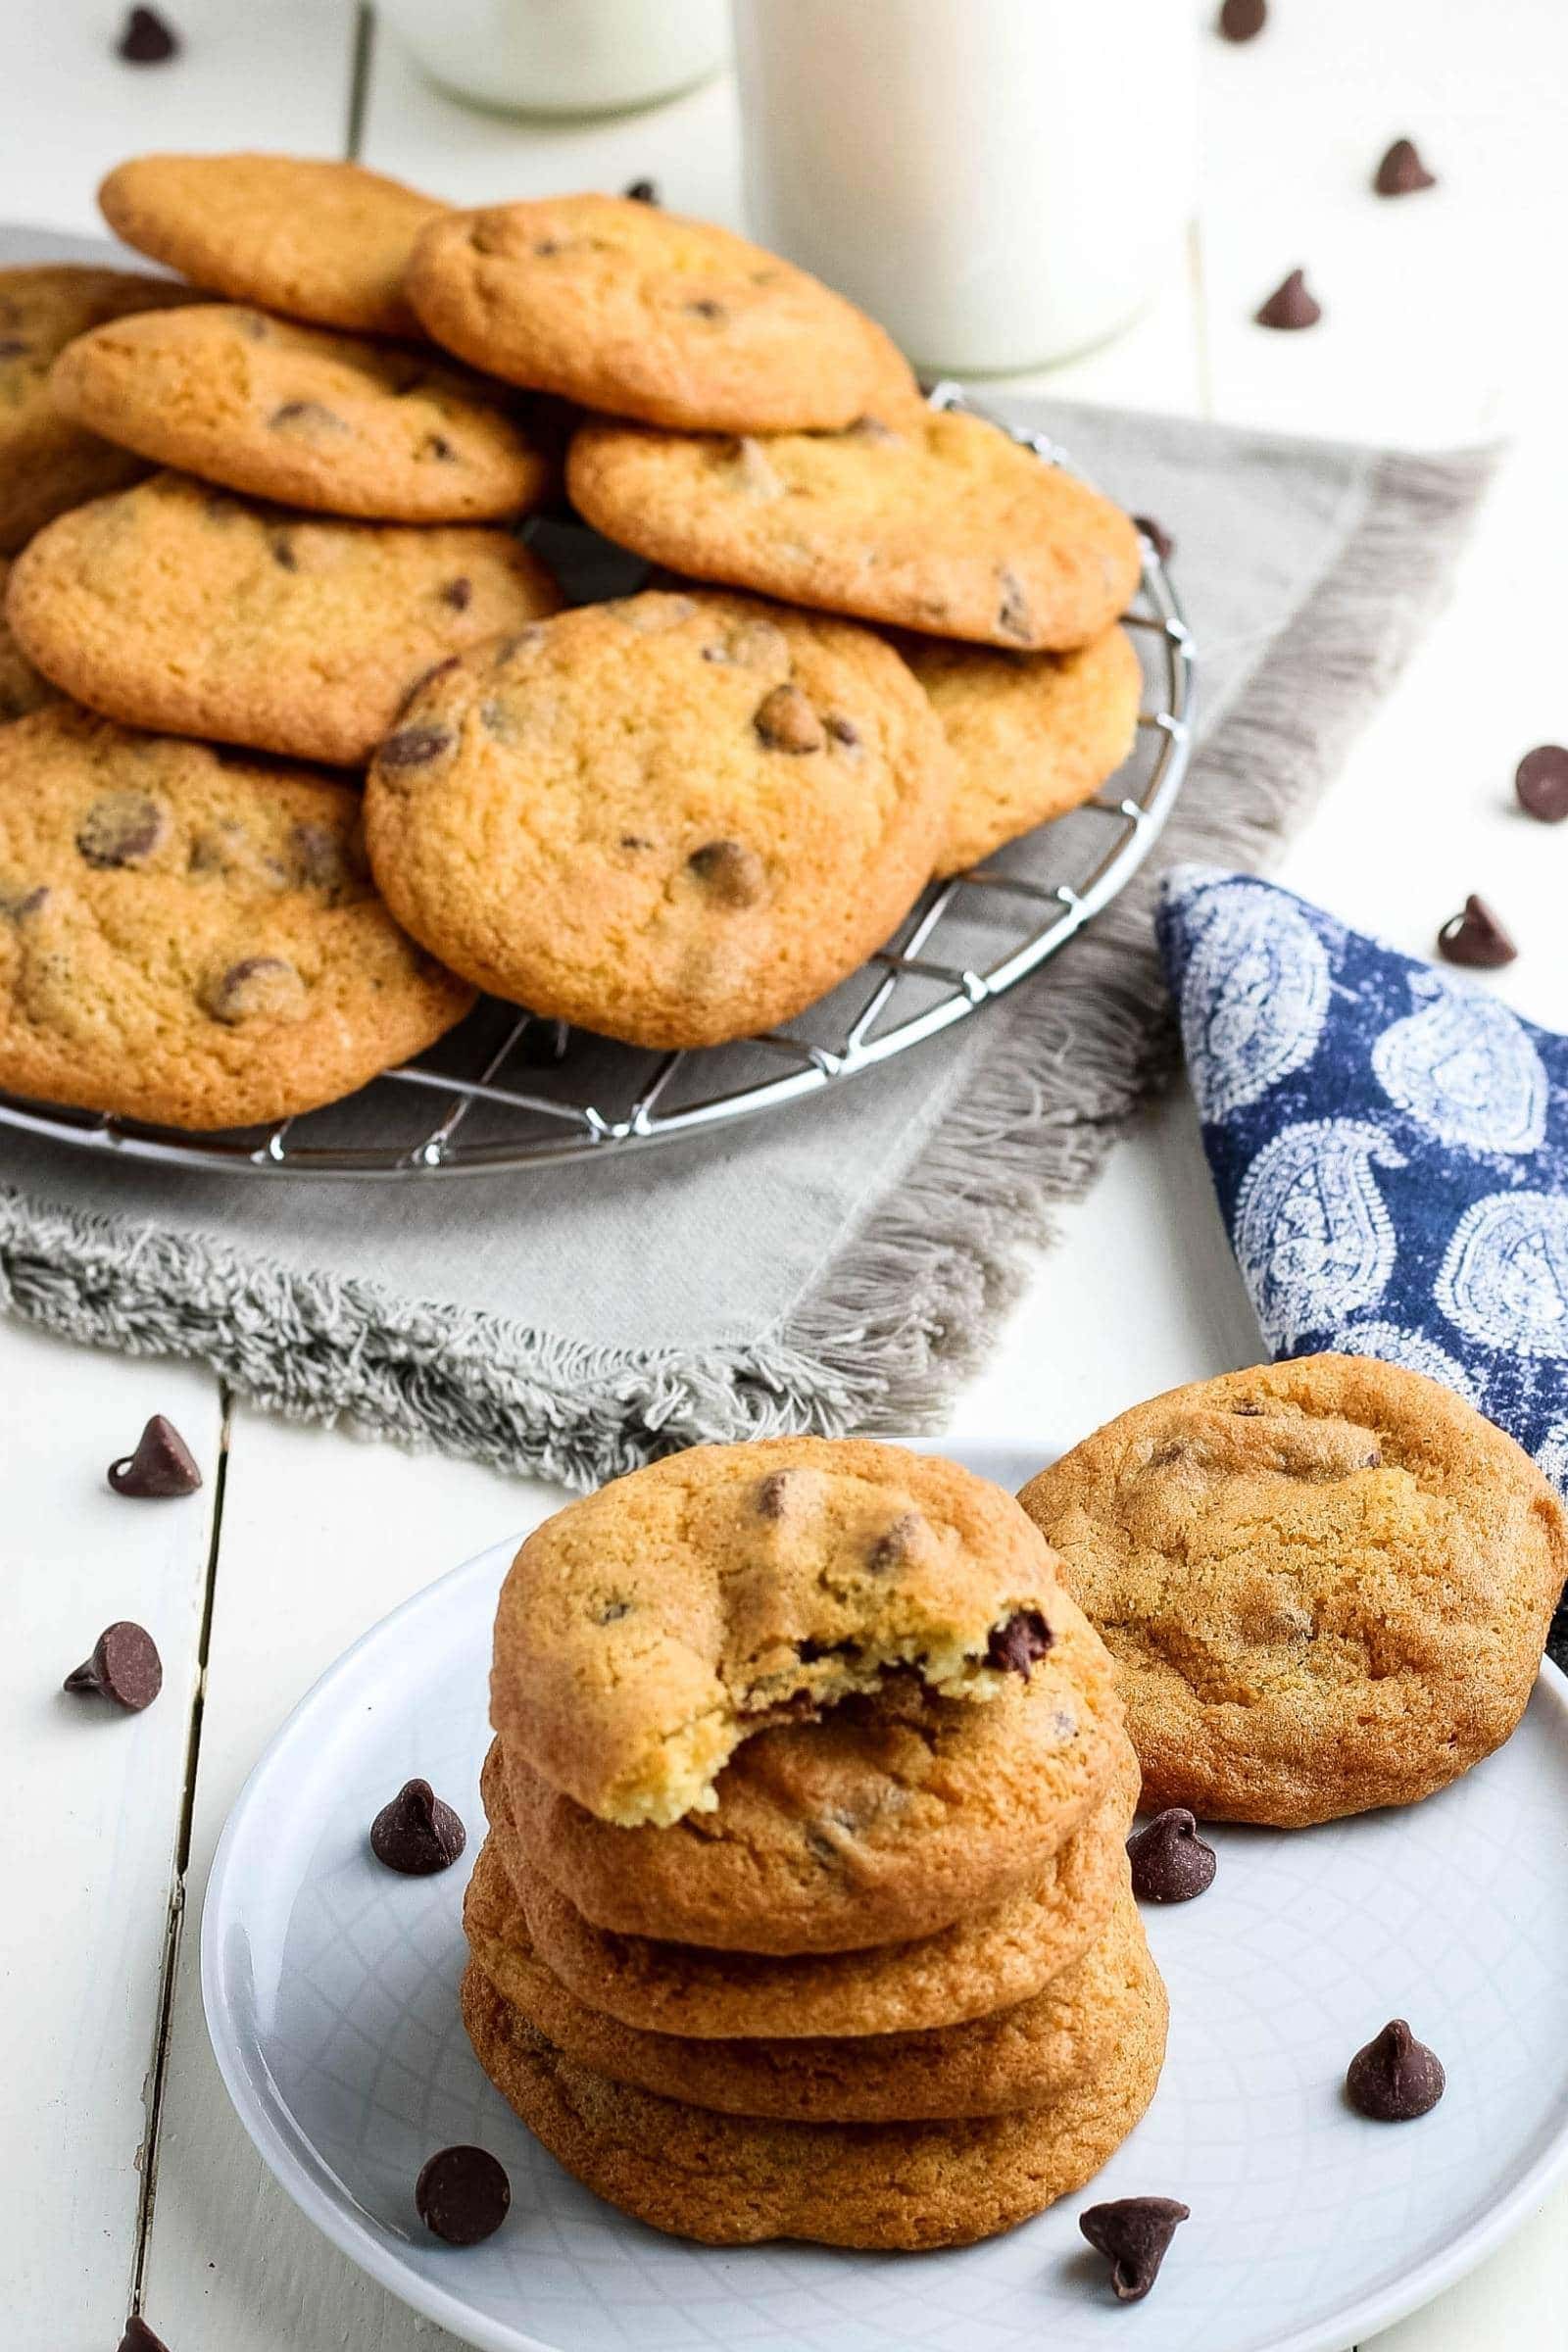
{"left": 1080, "top": 2195, "right": 1191, "bottom": 2301}
{"left": 1217, "top": 0, "right": 1265, "bottom": 40}
{"left": 117, "top": 5, "right": 179, "bottom": 63}
{"left": 416, "top": 2145, "right": 511, "bottom": 2244}
{"left": 119, "top": 2318, "right": 172, "bottom": 2352}
{"left": 986, "top": 1607, "right": 1054, "bottom": 1677}
{"left": 1127, "top": 1807, "right": 1217, "bottom": 1903}
{"left": 1134, "top": 515, "right": 1176, "bottom": 564}
{"left": 624, "top": 177, "right": 661, "bottom": 205}
{"left": 370, "top": 1778, "right": 467, "bottom": 1875}
{"left": 109, "top": 1412, "right": 202, "bottom": 1497}
{"left": 1374, "top": 137, "right": 1437, "bottom": 197}
{"left": 1438, "top": 893, "right": 1517, "bottom": 968}
{"left": 1346, "top": 2019, "right": 1446, "bottom": 2120}
{"left": 1255, "top": 269, "right": 1322, "bottom": 330}
{"left": 1516, "top": 744, "right": 1568, "bottom": 823}
{"left": 64, "top": 1622, "right": 164, "bottom": 1713}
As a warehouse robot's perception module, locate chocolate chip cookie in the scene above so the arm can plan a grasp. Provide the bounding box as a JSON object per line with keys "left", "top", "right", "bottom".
{"left": 363, "top": 591, "right": 953, "bottom": 1047}
{"left": 50, "top": 305, "right": 559, "bottom": 522}
{"left": 490, "top": 1438, "right": 1072, "bottom": 1827}
{"left": 99, "top": 153, "right": 446, "bottom": 337}
{"left": 567, "top": 409, "right": 1143, "bottom": 652}
{"left": 460, "top": 1959, "right": 1166, "bottom": 2247}
{"left": 405, "top": 191, "right": 919, "bottom": 433}
{"left": 6, "top": 471, "right": 561, "bottom": 766}
{"left": 0, "top": 704, "right": 473, "bottom": 1128}
{"left": 0, "top": 264, "right": 192, "bottom": 553}
{"left": 1019, "top": 1353, "right": 1568, "bottom": 1826}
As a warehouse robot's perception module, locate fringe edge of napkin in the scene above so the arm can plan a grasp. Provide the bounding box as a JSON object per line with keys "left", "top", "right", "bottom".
{"left": 0, "top": 444, "right": 1497, "bottom": 1491}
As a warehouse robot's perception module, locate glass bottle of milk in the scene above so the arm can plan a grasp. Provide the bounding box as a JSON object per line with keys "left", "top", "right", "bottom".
{"left": 731, "top": 0, "right": 1197, "bottom": 375}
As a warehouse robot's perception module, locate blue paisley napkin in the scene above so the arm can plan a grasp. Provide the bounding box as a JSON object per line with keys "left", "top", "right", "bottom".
{"left": 1158, "top": 869, "right": 1568, "bottom": 1558}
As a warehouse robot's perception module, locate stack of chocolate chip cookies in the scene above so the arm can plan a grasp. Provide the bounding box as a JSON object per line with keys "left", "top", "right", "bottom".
{"left": 0, "top": 155, "right": 1147, "bottom": 1128}
{"left": 461, "top": 1438, "right": 1166, "bottom": 2248}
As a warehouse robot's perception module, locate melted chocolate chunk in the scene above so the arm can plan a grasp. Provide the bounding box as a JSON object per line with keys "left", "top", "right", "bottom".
{"left": 1080, "top": 2196, "right": 1190, "bottom": 2301}
{"left": 199, "top": 954, "right": 306, "bottom": 1025}
{"left": 64, "top": 1621, "right": 163, "bottom": 1712}
{"left": 415, "top": 2145, "right": 511, "bottom": 2244}
{"left": 108, "top": 1413, "right": 202, "bottom": 1497}
{"left": 986, "top": 1607, "right": 1054, "bottom": 1677}
{"left": 1346, "top": 2019, "right": 1445, "bottom": 2120}
{"left": 370, "top": 1778, "right": 467, "bottom": 1875}
{"left": 1127, "top": 1808, "right": 1217, "bottom": 1902}
{"left": 76, "top": 792, "right": 166, "bottom": 870}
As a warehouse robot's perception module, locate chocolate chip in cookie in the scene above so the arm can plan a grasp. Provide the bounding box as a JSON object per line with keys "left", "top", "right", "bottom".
{"left": 688, "top": 839, "right": 766, "bottom": 906}
{"left": 754, "top": 682, "right": 824, "bottom": 753}
{"left": 76, "top": 791, "right": 166, "bottom": 869}
{"left": 199, "top": 954, "right": 308, "bottom": 1025}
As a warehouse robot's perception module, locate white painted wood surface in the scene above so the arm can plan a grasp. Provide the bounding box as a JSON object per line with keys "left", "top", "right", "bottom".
{"left": 3, "top": 4, "right": 1566, "bottom": 2346}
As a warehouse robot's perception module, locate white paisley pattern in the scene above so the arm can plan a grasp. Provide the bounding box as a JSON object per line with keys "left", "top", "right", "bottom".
{"left": 1340, "top": 1320, "right": 1483, "bottom": 1405}
{"left": 1436, "top": 1192, "right": 1568, "bottom": 1358}
{"left": 1178, "top": 879, "right": 1331, "bottom": 1123}
{"left": 1537, "top": 1420, "right": 1568, "bottom": 1492}
{"left": 1234, "top": 1120, "right": 1405, "bottom": 1350}
{"left": 1371, "top": 975, "right": 1547, "bottom": 1155}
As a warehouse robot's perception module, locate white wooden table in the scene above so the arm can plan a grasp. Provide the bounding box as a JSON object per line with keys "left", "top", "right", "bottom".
{"left": 4, "top": 4, "right": 1566, "bottom": 2346}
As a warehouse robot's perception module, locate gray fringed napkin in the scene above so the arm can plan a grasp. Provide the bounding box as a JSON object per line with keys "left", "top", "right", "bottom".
{"left": 0, "top": 238, "right": 1496, "bottom": 1485}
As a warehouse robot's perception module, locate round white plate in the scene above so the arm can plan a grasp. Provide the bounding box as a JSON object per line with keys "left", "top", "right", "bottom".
{"left": 203, "top": 1444, "right": 1568, "bottom": 2352}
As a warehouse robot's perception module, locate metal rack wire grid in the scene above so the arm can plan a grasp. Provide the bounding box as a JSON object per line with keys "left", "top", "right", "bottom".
{"left": 0, "top": 386, "right": 1196, "bottom": 1179}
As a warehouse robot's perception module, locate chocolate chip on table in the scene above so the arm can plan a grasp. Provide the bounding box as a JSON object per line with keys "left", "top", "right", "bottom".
{"left": 1438, "top": 893, "right": 1516, "bottom": 968}
{"left": 116, "top": 5, "right": 179, "bottom": 62}
{"left": 370, "top": 1777, "right": 467, "bottom": 1875}
{"left": 986, "top": 1607, "right": 1054, "bottom": 1677}
{"left": 1127, "top": 1807, "right": 1217, "bottom": 1902}
{"left": 379, "top": 722, "right": 458, "bottom": 771}
{"left": 108, "top": 1413, "right": 202, "bottom": 1497}
{"left": 199, "top": 954, "right": 307, "bottom": 1026}
{"left": 415, "top": 2145, "right": 511, "bottom": 2245}
{"left": 1255, "top": 269, "right": 1322, "bottom": 330}
{"left": 1346, "top": 2019, "right": 1446, "bottom": 2120}
{"left": 1079, "top": 2196, "right": 1191, "bottom": 2301}
{"left": 64, "top": 1622, "right": 163, "bottom": 1712}
{"left": 1216, "top": 0, "right": 1265, "bottom": 39}
{"left": 76, "top": 792, "right": 166, "bottom": 870}
{"left": 1516, "top": 744, "right": 1568, "bottom": 823}
{"left": 1374, "top": 137, "right": 1437, "bottom": 197}
{"left": 119, "top": 2318, "right": 172, "bottom": 2352}
{"left": 688, "top": 838, "right": 766, "bottom": 906}
{"left": 754, "top": 682, "right": 824, "bottom": 755}
{"left": 1134, "top": 514, "right": 1176, "bottom": 564}
{"left": 624, "top": 177, "right": 661, "bottom": 205}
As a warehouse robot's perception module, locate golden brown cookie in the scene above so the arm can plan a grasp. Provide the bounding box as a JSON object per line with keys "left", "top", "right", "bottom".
{"left": 6, "top": 471, "right": 561, "bottom": 767}
{"left": 405, "top": 192, "right": 919, "bottom": 434}
{"left": 490, "top": 1439, "right": 1074, "bottom": 1827}
{"left": 1019, "top": 1353, "right": 1568, "bottom": 1827}
{"left": 0, "top": 563, "right": 60, "bottom": 723}
{"left": 902, "top": 625, "right": 1144, "bottom": 876}
{"left": 0, "top": 265, "right": 192, "bottom": 553}
{"left": 567, "top": 409, "right": 1143, "bottom": 653}
{"left": 98, "top": 153, "right": 446, "bottom": 337}
{"left": 0, "top": 705, "right": 473, "bottom": 1129}
{"left": 501, "top": 1607, "right": 1123, "bottom": 1956}
{"left": 466, "top": 1835, "right": 1152, "bottom": 2123}
{"left": 461, "top": 1960, "right": 1167, "bottom": 2247}
{"left": 363, "top": 591, "right": 953, "bottom": 1049}
{"left": 487, "top": 1734, "right": 1140, "bottom": 2039}
{"left": 50, "top": 305, "right": 559, "bottom": 522}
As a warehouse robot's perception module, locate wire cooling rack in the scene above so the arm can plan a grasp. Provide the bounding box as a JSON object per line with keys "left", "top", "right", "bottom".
{"left": 0, "top": 387, "right": 1196, "bottom": 1179}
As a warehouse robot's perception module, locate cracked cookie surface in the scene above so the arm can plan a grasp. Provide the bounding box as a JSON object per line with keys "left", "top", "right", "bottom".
{"left": 5, "top": 470, "right": 561, "bottom": 766}
{"left": 491, "top": 1437, "right": 1079, "bottom": 1827}
{"left": 0, "top": 704, "right": 473, "bottom": 1129}
{"left": 1019, "top": 1352, "right": 1568, "bottom": 1826}
{"left": 50, "top": 305, "right": 560, "bottom": 523}
{"left": 406, "top": 191, "right": 919, "bottom": 433}
{"left": 363, "top": 590, "right": 953, "bottom": 1048}
{"left": 567, "top": 409, "right": 1142, "bottom": 652}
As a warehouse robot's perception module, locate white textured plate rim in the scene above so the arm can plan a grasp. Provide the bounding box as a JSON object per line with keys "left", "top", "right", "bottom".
{"left": 201, "top": 1459, "right": 1568, "bottom": 2352}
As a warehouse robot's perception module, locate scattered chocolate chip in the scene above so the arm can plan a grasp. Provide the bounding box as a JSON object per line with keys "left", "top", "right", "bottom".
{"left": 688, "top": 838, "right": 766, "bottom": 906}
{"left": 270, "top": 532, "right": 298, "bottom": 570}
{"left": 440, "top": 576, "right": 472, "bottom": 611}
{"left": 754, "top": 682, "right": 824, "bottom": 754}
{"left": 757, "top": 1469, "right": 793, "bottom": 1519}
{"left": 379, "top": 722, "right": 457, "bottom": 771}
{"left": 996, "top": 566, "right": 1034, "bottom": 642}
{"left": 269, "top": 399, "right": 345, "bottom": 433}
{"left": 370, "top": 1778, "right": 467, "bottom": 1875}
{"left": 1374, "top": 137, "right": 1437, "bottom": 197}
{"left": 1134, "top": 514, "right": 1176, "bottom": 564}
{"left": 1516, "top": 744, "right": 1568, "bottom": 823}
{"left": 825, "top": 712, "right": 861, "bottom": 748}
{"left": 75, "top": 792, "right": 166, "bottom": 870}
{"left": 117, "top": 5, "right": 178, "bottom": 62}
{"left": 199, "top": 954, "right": 307, "bottom": 1026}
{"left": 415, "top": 2145, "right": 510, "bottom": 2244}
{"left": 1255, "top": 269, "right": 1322, "bottom": 329}
{"left": 1217, "top": 0, "right": 1264, "bottom": 35}
{"left": 986, "top": 1607, "right": 1054, "bottom": 1677}
{"left": 108, "top": 1413, "right": 202, "bottom": 1498}
{"left": 64, "top": 1622, "right": 163, "bottom": 1712}
{"left": 1127, "top": 1807, "right": 1217, "bottom": 1902}
{"left": 869, "top": 1510, "right": 921, "bottom": 1570}
{"left": 1346, "top": 2019, "right": 1446, "bottom": 2121}
{"left": 1079, "top": 2197, "right": 1191, "bottom": 2301}
{"left": 686, "top": 297, "right": 727, "bottom": 322}
{"left": 118, "top": 2319, "right": 172, "bottom": 2352}
{"left": 0, "top": 879, "right": 47, "bottom": 920}
{"left": 1438, "top": 893, "right": 1516, "bottom": 968}
{"left": 624, "top": 177, "right": 660, "bottom": 205}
